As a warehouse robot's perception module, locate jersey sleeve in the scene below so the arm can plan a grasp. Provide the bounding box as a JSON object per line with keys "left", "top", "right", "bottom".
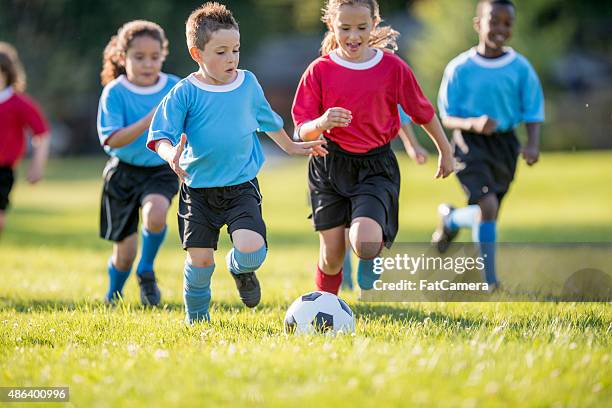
{"left": 252, "top": 74, "right": 284, "bottom": 133}
{"left": 19, "top": 94, "right": 49, "bottom": 137}
{"left": 291, "top": 61, "right": 323, "bottom": 131}
{"left": 398, "top": 104, "right": 412, "bottom": 125}
{"left": 397, "top": 61, "right": 435, "bottom": 125}
{"left": 437, "top": 63, "right": 462, "bottom": 119}
{"left": 97, "top": 86, "right": 125, "bottom": 146}
{"left": 147, "top": 85, "right": 187, "bottom": 151}
{"left": 520, "top": 61, "right": 545, "bottom": 123}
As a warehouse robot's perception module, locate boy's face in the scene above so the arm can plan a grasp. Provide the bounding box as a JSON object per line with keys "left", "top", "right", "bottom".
{"left": 474, "top": 3, "right": 515, "bottom": 51}
{"left": 332, "top": 4, "right": 375, "bottom": 61}
{"left": 191, "top": 29, "right": 240, "bottom": 85}
{"left": 122, "top": 35, "right": 164, "bottom": 87}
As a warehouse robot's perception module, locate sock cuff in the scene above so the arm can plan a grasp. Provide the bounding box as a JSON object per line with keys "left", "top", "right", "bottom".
{"left": 108, "top": 257, "right": 131, "bottom": 274}
{"left": 231, "top": 245, "right": 267, "bottom": 272}
{"left": 316, "top": 266, "right": 343, "bottom": 294}
{"left": 142, "top": 225, "right": 167, "bottom": 238}
{"left": 184, "top": 262, "right": 215, "bottom": 287}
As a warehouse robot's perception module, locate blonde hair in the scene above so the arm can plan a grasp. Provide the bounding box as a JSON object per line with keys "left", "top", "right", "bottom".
{"left": 320, "top": 0, "right": 400, "bottom": 56}
{"left": 186, "top": 2, "right": 239, "bottom": 50}
{"left": 0, "top": 42, "right": 26, "bottom": 92}
{"left": 100, "top": 20, "right": 169, "bottom": 86}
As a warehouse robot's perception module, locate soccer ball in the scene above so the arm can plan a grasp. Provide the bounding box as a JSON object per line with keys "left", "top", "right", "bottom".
{"left": 284, "top": 291, "right": 355, "bottom": 335}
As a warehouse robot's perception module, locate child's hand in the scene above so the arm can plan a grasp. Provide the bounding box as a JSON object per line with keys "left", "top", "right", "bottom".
{"left": 287, "top": 139, "right": 328, "bottom": 156}
{"left": 472, "top": 115, "right": 497, "bottom": 135}
{"left": 26, "top": 162, "right": 44, "bottom": 184}
{"left": 165, "top": 134, "right": 189, "bottom": 181}
{"left": 316, "top": 107, "right": 352, "bottom": 131}
{"left": 522, "top": 144, "right": 539, "bottom": 166}
{"left": 435, "top": 153, "right": 454, "bottom": 179}
{"left": 406, "top": 144, "right": 428, "bottom": 165}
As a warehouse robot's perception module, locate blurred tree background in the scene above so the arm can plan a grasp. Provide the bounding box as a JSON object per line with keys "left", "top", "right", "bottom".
{"left": 0, "top": 0, "right": 610, "bottom": 154}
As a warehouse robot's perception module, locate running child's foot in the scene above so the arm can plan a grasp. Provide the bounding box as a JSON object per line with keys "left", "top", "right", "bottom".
{"left": 104, "top": 291, "right": 123, "bottom": 305}
{"left": 230, "top": 272, "right": 261, "bottom": 308}
{"left": 431, "top": 203, "right": 458, "bottom": 253}
{"left": 137, "top": 272, "right": 161, "bottom": 306}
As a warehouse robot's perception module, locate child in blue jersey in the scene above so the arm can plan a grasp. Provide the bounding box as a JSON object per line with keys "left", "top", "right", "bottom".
{"left": 148, "top": 2, "right": 326, "bottom": 324}
{"left": 341, "top": 105, "right": 427, "bottom": 290}
{"left": 432, "top": 0, "right": 544, "bottom": 288}
{"left": 97, "top": 20, "right": 181, "bottom": 305}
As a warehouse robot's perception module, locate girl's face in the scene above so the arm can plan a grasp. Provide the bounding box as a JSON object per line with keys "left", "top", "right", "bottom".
{"left": 122, "top": 35, "right": 164, "bottom": 87}
{"left": 331, "top": 4, "right": 375, "bottom": 62}
{"left": 191, "top": 29, "right": 240, "bottom": 85}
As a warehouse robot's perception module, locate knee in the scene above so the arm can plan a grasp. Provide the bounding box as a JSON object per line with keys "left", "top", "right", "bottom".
{"left": 187, "top": 252, "right": 214, "bottom": 268}
{"left": 142, "top": 203, "right": 168, "bottom": 233}
{"left": 349, "top": 219, "right": 383, "bottom": 260}
{"left": 478, "top": 194, "right": 499, "bottom": 221}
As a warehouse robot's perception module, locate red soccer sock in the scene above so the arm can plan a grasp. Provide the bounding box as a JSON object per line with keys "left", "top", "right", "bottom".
{"left": 315, "top": 266, "right": 342, "bottom": 295}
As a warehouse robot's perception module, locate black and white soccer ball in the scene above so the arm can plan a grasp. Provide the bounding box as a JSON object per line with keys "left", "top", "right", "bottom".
{"left": 284, "top": 291, "right": 355, "bottom": 335}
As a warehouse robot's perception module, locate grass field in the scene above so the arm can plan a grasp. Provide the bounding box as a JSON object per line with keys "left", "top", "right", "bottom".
{"left": 1, "top": 151, "right": 611, "bottom": 407}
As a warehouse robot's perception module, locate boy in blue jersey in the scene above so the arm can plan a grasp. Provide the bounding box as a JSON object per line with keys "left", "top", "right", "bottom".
{"left": 148, "top": 2, "right": 326, "bottom": 324}
{"left": 431, "top": 0, "right": 544, "bottom": 288}
{"left": 97, "top": 20, "right": 180, "bottom": 306}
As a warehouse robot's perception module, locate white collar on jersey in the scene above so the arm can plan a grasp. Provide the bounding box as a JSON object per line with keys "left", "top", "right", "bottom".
{"left": 118, "top": 73, "right": 168, "bottom": 95}
{"left": 329, "top": 48, "right": 384, "bottom": 70}
{"left": 187, "top": 70, "right": 245, "bottom": 92}
{"left": 468, "top": 47, "right": 517, "bottom": 68}
{"left": 0, "top": 86, "right": 15, "bottom": 104}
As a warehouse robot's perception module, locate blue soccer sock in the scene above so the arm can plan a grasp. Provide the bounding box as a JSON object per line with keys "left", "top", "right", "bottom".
{"left": 341, "top": 250, "right": 354, "bottom": 290}
{"left": 445, "top": 205, "right": 480, "bottom": 231}
{"left": 226, "top": 245, "right": 267, "bottom": 275}
{"left": 357, "top": 259, "right": 379, "bottom": 290}
{"left": 106, "top": 258, "right": 131, "bottom": 301}
{"left": 136, "top": 226, "right": 167, "bottom": 275}
{"left": 476, "top": 221, "right": 498, "bottom": 285}
{"left": 184, "top": 262, "right": 214, "bottom": 323}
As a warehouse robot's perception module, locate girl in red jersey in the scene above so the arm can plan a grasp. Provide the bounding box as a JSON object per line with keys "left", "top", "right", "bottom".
{"left": 292, "top": 0, "right": 454, "bottom": 293}
{"left": 0, "top": 42, "right": 50, "bottom": 237}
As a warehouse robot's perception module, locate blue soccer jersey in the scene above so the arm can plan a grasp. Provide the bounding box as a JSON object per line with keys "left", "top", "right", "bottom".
{"left": 438, "top": 48, "right": 544, "bottom": 131}
{"left": 97, "top": 72, "right": 180, "bottom": 166}
{"left": 147, "top": 70, "right": 284, "bottom": 188}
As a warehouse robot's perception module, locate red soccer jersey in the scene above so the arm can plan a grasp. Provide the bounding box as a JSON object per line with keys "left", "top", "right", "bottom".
{"left": 0, "top": 87, "right": 49, "bottom": 168}
{"left": 292, "top": 49, "right": 435, "bottom": 153}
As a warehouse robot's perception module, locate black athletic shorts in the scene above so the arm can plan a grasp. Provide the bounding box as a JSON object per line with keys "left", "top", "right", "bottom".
{"left": 0, "top": 167, "right": 15, "bottom": 211}
{"left": 100, "top": 157, "right": 179, "bottom": 242}
{"left": 178, "top": 178, "right": 267, "bottom": 250}
{"left": 308, "top": 138, "right": 400, "bottom": 248}
{"left": 453, "top": 130, "right": 520, "bottom": 205}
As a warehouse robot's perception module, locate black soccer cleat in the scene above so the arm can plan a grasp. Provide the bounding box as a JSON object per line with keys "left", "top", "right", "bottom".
{"left": 231, "top": 272, "right": 261, "bottom": 308}
{"left": 137, "top": 272, "right": 161, "bottom": 306}
{"left": 431, "top": 204, "right": 459, "bottom": 253}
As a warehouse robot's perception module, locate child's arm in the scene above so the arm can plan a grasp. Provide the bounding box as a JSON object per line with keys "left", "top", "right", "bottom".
{"left": 298, "top": 107, "right": 352, "bottom": 142}
{"left": 420, "top": 115, "right": 454, "bottom": 178}
{"left": 522, "top": 122, "right": 540, "bottom": 166}
{"left": 154, "top": 135, "right": 189, "bottom": 181}
{"left": 441, "top": 115, "right": 497, "bottom": 135}
{"left": 105, "top": 109, "right": 156, "bottom": 148}
{"left": 267, "top": 129, "right": 328, "bottom": 156}
{"left": 27, "top": 134, "right": 50, "bottom": 184}
{"left": 398, "top": 124, "right": 428, "bottom": 165}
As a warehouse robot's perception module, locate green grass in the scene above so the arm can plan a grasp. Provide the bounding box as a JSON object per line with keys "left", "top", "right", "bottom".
{"left": 1, "top": 151, "right": 611, "bottom": 407}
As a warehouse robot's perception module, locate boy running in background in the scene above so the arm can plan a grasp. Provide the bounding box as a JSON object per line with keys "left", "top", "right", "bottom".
{"left": 432, "top": 0, "right": 544, "bottom": 288}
